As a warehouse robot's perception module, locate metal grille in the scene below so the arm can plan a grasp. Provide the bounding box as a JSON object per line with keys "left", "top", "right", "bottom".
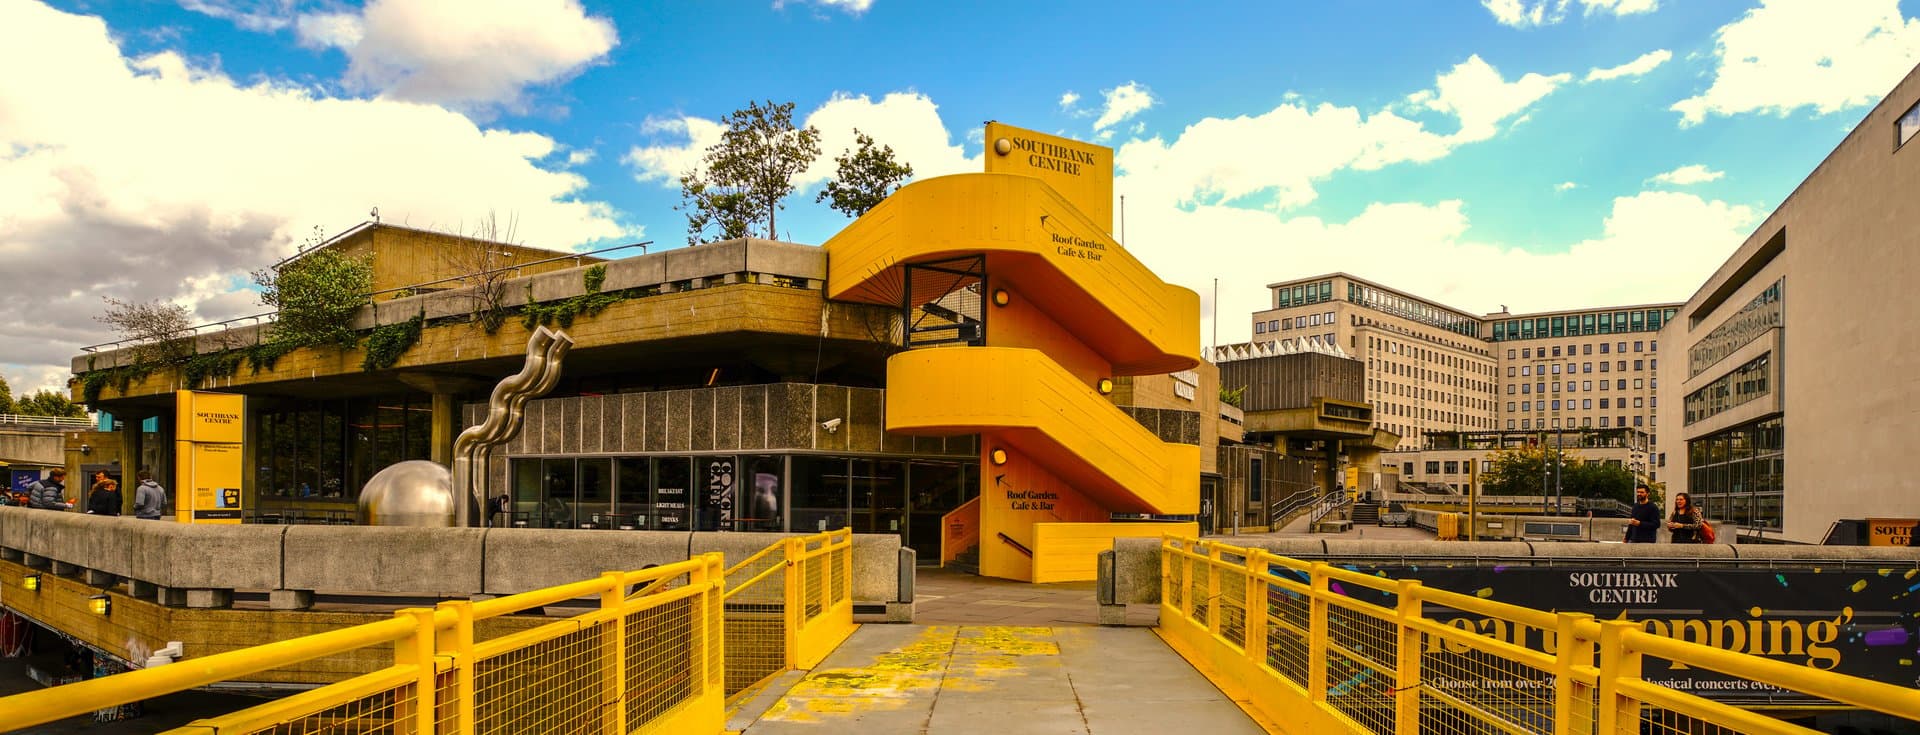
{"left": 256, "top": 681, "right": 416, "bottom": 734}
{"left": 1417, "top": 639, "right": 1556, "bottom": 734}
{"left": 722, "top": 546, "right": 787, "bottom": 697}
{"left": 1263, "top": 581, "right": 1312, "bottom": 687}
{"left": 1324, "top": 599, "right": 1398, "bottom": 733}
{"left": 626, "top": 595, "right": 699, "bottom": 729}
{"left": 472, "top": 621, "right": 612, "bottom": 734}
{"left": 1216, "top": 562, "right": 1248, "bottom": 649}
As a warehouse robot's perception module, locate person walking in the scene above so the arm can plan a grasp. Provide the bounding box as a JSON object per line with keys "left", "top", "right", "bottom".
{"left": 87, "top": 479, "right": 122, "bottom": 516}
{"left": 1624, "top": 482, "right": 1660, "bottom": 543}
{"left": 132, "top": 470, "right": 167, "bottom": 520}
{"left": 1666, "top": 492, "right": 1705, "bottom": 544}
{"left": 27, "top": 469, "right": 70, "bottom": 510}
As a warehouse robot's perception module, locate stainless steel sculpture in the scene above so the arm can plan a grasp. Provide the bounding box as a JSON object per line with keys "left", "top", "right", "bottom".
{"left": 450, "top": 325, "right": 573, "bottom": 526}
{"left": 357, "top": 460, "right": 456, "bottom": 526}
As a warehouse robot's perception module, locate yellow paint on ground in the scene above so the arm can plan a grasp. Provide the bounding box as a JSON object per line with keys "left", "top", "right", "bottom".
{"left": 757, "top": 625, "right": 1072, "bottom": 725}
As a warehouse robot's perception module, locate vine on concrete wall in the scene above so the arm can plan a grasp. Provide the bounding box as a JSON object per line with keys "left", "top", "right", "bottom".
{"left": 361, "top": 313, "right": 426, "bottom": 371}
{"left": 521, "top": 264, "right": 621, "bottom": 329}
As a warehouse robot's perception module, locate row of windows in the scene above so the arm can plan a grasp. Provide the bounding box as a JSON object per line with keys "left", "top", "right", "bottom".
{"left": 1509, "top": 378, "right": 1650, "bottom": 394}
{"left": 1687, "top": 417, "right": 1784, "bottom": 530}
{"left": 1512, "top": 359, "right": 1656, "bottom": 377}
{"left": 1368, "top": 335, "right": 1496, "bottom": 378}
{"left": 1489, "top": 308, "right": 1677, "bottom": 342}
{"left": 1510, "top": 397, "right": 1651, "bottom": 411}
{"left": 1371, "top": 377, "right": 1495, "bottom": 413}
{"left": 1688, "top": 279, "right": 1782, "bottom": 378}
{"left": 1510, "top": 416, "right": 1646, "bottom": 429}
{"left": 1254, "top": 310, "right": 1336, "bottom": 334}
{"left": 1684, "top": 353, "right": 1772, "bottom": 426}
{"left": 1511, "top": 340, "right": 1654, "bottom": 359}
{"left": 1275, "top": 280, "right": 1335, "bottom": 308}
{"left": 1348, "top": 283, "right": 1480, "bottom": 337}
{"left": 1355, "top": 316, "right": 1493, "bottom": 358}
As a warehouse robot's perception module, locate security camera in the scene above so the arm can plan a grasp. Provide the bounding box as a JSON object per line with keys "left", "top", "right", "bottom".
{"left": 79, "top": 444, "right": 91, "bottom": 455}
{"left": 820, "top": 418, "right": 842, "bottom": 434}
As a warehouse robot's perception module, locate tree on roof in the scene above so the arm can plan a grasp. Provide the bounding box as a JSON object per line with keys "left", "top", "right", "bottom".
{"left": 677, "top": 100, "right": 820, "bottom": 245}
{"left": 817, "top": 130, "right": 913, "bottom": 219}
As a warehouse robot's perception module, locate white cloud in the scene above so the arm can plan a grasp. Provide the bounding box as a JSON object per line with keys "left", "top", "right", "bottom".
{"left": 178, "top": 0, "right": 298, "bottom": 32}
{"left": 565, "top": 149, "right": 596, "bottom": 166}
{"left": 1115, "top": 55, "right": 1566, "bottom": 211}
{"left": 1094, "top": 81, "right": 1155, "bottom": 131}
{"left": 295, "top": 0, "right": 617, "bottom": 111}
{"left": 774, "top": 0, "right": 873, "bottom": 15}
{"left": 1058, "top": 91, "right": 1080, "bottom": 109}
{"left": 1555, "top": 181, "right": 1579, "bottom": 191}
{"left": 0, "top": 2, "right": 629, "bottom": 376}
{"left": 1482, "top": 0, "right": 1658, "bottom": 28}
{"left": 624, "top": 92, "right": 978, "bottom": 190}
{"left": 1672, "top": 0, "right": 1920, "bottom": 126}
{"left": 1648, "top": 164, "right": 1725, "bottom": 185}
{"left": 1585, "top": 49, "right": 1671, "bottom": 82}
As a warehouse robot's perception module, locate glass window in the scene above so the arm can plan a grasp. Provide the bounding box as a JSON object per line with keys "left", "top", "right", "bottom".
{"left": 1254, "top": 322, "right": 1266, "bottom": 334}
{"left": 654, "top": 457, "right": 692, "bottom": 530}
{"left": 575, "top": 458, "right": 612, "bottom": 528}
{"left": 616, "top": 457, "right": 652, "bottom": 529}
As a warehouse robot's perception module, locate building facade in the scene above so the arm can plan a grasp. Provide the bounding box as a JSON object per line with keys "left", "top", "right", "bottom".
{"left": 1659, "top": 63, "right": 1920, "bottom": 543}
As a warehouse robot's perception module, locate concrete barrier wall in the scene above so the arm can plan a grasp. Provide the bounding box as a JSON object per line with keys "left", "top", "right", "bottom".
{"left": 1103, "top": 534, "right": 1920, "bottom": 607}
{"left": 0, "top": 507, "right": 905, "bottom": 605}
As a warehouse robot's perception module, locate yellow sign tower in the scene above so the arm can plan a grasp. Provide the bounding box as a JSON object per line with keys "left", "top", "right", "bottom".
{"left": 174, "top": 390, "right": 245, "bottom": 523}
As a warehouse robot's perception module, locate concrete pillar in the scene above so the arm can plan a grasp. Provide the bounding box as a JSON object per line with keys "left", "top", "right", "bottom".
{"left": 431, "top": 392, "right": 457, "bottom": 467}
{"left": 51, "top": 560, "right": 81, "bottom": 577}
{"left": 185, "top": 589, "right": 233, "bottom": 609}
{"left": 128, "top": 580, "right": 157, "bottom": 599}
{"left": 84, "top": 569, "right": 117, "bottom": 586}
{"left": 121, "top": 418, "right": 143, "bottom": 516}
{"left": 155, "top": 587, "right": 188, "bottom": 607}
{"left": 269, "top": 589, "right": 314, "bottom": 610}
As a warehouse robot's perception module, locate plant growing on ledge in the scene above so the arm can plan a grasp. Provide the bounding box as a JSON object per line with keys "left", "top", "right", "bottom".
{"left": 1219, "top": 384, "right": 1247, "bottom": 408}
{"left": 362, "top": 312, "right": 426, "bottom": 371}
{"left": 252, "top": 247, "right": 373, "bottom": 351}
{"left": 522, "top": 264, "right": 619, "bottom": 329}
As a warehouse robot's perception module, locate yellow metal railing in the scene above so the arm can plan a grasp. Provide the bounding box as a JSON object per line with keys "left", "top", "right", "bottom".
{"left": 0, "top": 555, "right": 728, "bottom": 735}
{"left": 1157, "top": 537, "right": 1920, "bottom": 735}
{"left": 720, "top": 528, "right": 857, "bottom": 699}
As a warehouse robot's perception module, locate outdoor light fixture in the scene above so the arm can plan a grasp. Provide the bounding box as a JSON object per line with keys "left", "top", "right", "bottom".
{"left": 21, "top": 574, "right": 39, "bottom": 592}
{"left": 88, "top": 594, "right": 110, "bottom": 616}
{"left": 992, "top": 289, "right": 1010, "bottom": 307}
{"left": 1097, "top": 378, "right": 1115, "bottom": 395}
{"left": 991, "top": 449, "right": 1008, "bottom": 465}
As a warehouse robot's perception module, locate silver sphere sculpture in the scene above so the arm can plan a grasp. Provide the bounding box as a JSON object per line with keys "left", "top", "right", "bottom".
{"left": 358, "top": 460, "right": 456, "bottom": 526}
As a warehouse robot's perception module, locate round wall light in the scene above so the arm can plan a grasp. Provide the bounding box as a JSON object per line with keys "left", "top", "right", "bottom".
{"left": 1097, "top": 378, "right": 1115, "bottom": 395}
{"left": 990, "top": 448, "right": 1008, "bottom": 465}
{"left": 992, "top": 289, "right": 1010, "bottom": 307}
{"left": 993, "top": 138, "right": 1012, "bottom": 156}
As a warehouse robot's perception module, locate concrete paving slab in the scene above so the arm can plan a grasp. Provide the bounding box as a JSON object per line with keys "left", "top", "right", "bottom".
{"left": 737, "top": 623, "right": 1262, "bottom": 734}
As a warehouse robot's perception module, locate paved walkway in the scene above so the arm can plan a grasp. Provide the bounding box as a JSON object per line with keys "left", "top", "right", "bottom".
{"left": 733, "top": 624, "right": 1264, "bottom": 735}
{"left": 912, "top": 568, "right": 1157, "bottom": 627}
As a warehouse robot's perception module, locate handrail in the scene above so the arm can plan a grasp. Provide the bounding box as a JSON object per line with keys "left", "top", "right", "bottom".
{"left": 1265, "top": 487, "right": 1321, "bottom": 528}
{"left": 0, "top": 413, "right": 93, "bottom": 428}
{"left": 997, "top": 532, "right": 1034, "bottom": 557}
{"left": 939, "top": 496, "right": 982, "bottom": 566}
{"left": 78, "top": 240, "right": 653, "bottom": 354}
{"left": 0, "top": 555, "right": 720, "bottom": 730}
{"left": 1154, "top": 535, "right": 1920, "bottom": 734}
{"left": 1306, "top": 490, "right": 1350, "bottom": 526}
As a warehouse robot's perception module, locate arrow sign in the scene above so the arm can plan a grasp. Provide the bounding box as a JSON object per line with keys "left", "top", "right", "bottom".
{"left": 994, "top": 473, "right": 1009, "bottom": 487}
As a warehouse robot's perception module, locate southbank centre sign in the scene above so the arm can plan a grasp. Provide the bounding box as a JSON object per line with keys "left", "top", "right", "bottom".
{"left": 1296, "top": 562, "right": 1920, "bottom": 705}
{"left": 985, "top": 122, "right": 1114, "bottom": 232}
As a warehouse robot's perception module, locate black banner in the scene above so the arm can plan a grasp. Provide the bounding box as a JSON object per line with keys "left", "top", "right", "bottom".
{"left": 1302, "top": 562, "right": 1920, "bottom": 704}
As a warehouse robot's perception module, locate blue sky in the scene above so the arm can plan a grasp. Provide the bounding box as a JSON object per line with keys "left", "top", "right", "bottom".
{"left": 4, "top": 0, "right": 1920, "bottom": 393}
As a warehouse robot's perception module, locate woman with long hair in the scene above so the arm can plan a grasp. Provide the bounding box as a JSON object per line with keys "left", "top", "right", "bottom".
{"left": 1666, "top": 491, "right": 1704, "bottom": 543}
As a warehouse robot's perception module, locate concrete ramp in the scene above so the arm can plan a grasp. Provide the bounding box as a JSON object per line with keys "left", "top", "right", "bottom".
{"left": 734, "top": 624, "right": 1265, "bottom": 734}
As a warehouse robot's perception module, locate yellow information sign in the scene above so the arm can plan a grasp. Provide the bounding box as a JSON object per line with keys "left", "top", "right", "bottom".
{"left": 1868, "top": 518, "right": 1917, "bottom": 546}
{"left": 175, "top": 390, "right": 245, "bottom": 523}
{"left": 984, "top": 122, "right": 1114, "bottom": 233}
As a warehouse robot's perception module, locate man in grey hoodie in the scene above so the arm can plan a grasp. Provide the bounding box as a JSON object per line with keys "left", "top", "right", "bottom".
{"left": 132, "top": 470, "right": 167, "bottom": 520}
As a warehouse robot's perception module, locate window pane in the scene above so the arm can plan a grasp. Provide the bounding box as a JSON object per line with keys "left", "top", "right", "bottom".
{"left": 616, "top": 457, "right": 652, "bottom": 529}
{"left": 654, "top": 457, "right": 692, "bottom": 531}
{"left": 576, "top": 458, "right": 612, "bottom": 528}
{"left": 1902, "top": 100, "right": 1920, "bottom": 146}
{"left": 739, "top": 454, "right": 783, "bottom": 532}
{"left": 790, "top": 456, "right": 848, "bottom": 533}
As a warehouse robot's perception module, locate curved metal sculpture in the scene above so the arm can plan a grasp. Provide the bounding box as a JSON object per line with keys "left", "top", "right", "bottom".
{"left": 451, "top": 325, "right": 573, "bottom": 526}
{"left": 358, "top": 460, "right": 456, "bottom": 526}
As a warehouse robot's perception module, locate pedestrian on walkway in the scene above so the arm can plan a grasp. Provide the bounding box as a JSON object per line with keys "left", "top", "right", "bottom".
{"left": 1666, "top": 492, "right": 1705, "bottom": 544}
{"left": 132, "top": 470, "right": 167, "bottom": 520}
{"left": 87, "top": 479, "right": 122, "bottom": 516}
{"left": 27, "top": 469, "right": 70, "bottom": 510}
{"left": 1624, "top": 482, "right": 1660, "bottom": 543}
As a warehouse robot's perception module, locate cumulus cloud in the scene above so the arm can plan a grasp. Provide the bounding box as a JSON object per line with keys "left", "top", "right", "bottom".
{"left": 1118, "top": 55, "right": 1566, "bottom": 210}
{"left": 295, "top": 0, "right": 617, "bottom": 111}
{"left": 1058, "top": 91, "right": 1080, "bottom": 110}
{"left": 1094, "top": 82, "right": 1155, "bottom": 131}
{"left": 1672, "top": 0, "right": 1920, "bottom": 126}
{"left": 624, "top": 92, "right": 978, "bottom": 190}
{"left": 1555, "top": 181, "right": 1579, "bottom": 191}
{"left": 775, "top": 0, "right": 873, "bottom": 15}
{"left": 1482, "top": 0, "right": 1658, "bottom": 28}
{"left": 179, "top": 0, "right": 298, "bottom": 32}
{"left": 0, "top": 2, "right": 629, "bottom": 381}
{"left": 1585, "top": 49, "right": 1671, "bottom": 82}
{"left": 1649, "top": 164, "right": 1725, "bottom": 185}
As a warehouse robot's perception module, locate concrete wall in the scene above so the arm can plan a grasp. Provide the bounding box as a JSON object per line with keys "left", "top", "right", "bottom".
{"left": 0, "top": 506, "right": 907, "bottom": 605}
{"left": 0, "top": 431, "right": 63, "bottom": 467}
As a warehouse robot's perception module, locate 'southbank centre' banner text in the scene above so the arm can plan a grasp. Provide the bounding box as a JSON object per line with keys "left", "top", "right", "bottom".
{"left": 1293, "top": 562, "right": 1920, "bottom": 705}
